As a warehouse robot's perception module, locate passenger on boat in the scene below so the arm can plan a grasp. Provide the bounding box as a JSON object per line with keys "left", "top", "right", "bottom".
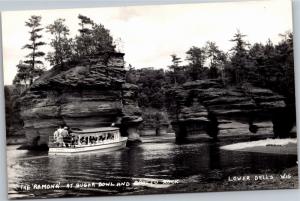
{"left": 80, "top": 137, "right": 85, "bottom": 145}
{"left": 53, "top": 126, "right": 63, "bottom": 141}
{"left": 80, "top": 137, "right": 88, "bottom": 145}
{"left": 55, "top": 126, "right": 64, "bottom": 147}
{"left": 53, "top": 129, "right": 59, "bottom": 141}
{"left": 62, "top": 127, "right": 71, "bottom": 147}
{"left": 70, "top": 135, "right": 76, "bottom": 147}
{"left": 90, "top": 136, "right": 97, "bottom": 144}
{"left": 74, "top": 136, "right": 79, "bottom": 145}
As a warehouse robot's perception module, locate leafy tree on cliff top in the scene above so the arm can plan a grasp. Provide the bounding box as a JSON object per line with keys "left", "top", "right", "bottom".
{"left": 15, "top": 15, "right": 46, "bottom": 86}
{"left": 92, "top": 23, "right": 116, "bottom": 53}
{"left": 13, "top": 61, "right": 32, "bottom": 88}
{"left": 185, "top": 46, "right": 207, "bottom": 81}
{"left": 74, "top": 14, "right": 115, "bottom": 57}
{"left": 205, "top": 41, "right": 228, "bottom": 79}
{"left": 46, "top": 18, "right": 73, "bottom": 66}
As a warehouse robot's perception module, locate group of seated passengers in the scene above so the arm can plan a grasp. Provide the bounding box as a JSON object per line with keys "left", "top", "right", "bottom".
{"left": 79, "top": 133, "right": 115, "bottom": 145}
{"left": 53, "top": 127, "right": 116, "bottom": 147}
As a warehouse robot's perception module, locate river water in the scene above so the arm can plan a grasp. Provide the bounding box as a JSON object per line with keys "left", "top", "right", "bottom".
{"left": 6, "top": 137, "right": 298, "bottom": 199}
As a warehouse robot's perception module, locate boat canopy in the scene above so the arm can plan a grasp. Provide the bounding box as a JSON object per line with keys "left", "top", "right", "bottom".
{"left": 71, "top": 127, "right": 119, "bottom": 135}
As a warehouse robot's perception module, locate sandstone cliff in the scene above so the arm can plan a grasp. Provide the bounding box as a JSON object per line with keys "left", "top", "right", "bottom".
{"left": 18, "top": 52, "right": 142, "bottom": 148}
{"left": 166, "top": 80, "right": 293, "bottom": 141}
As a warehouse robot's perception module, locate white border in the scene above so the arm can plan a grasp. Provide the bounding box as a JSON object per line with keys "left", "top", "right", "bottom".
{"left": 0, "top": 0, "right": 299, "bottom": 201}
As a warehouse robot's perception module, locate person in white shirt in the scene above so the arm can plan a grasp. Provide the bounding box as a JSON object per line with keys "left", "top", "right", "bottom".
{"left": 57, "top": 126, "right": 64, "bottom": 135}
{"left": 54, "top": 126, "right": 64, "bottom": 147}
{"left": 53, "top": 130, "right": 59, "bottom": 141}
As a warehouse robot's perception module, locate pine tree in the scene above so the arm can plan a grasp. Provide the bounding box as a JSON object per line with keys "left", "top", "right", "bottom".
{"left": 274, "top": 32, "right": 294, "bottom": 104}
{"left": 169, "top": 54, "right": 182, "bottom": 85}
{"left": 76, "top": 14, "right": 94, "bottom": 56}
{"left": 248, "top": 42, "right": 266, "bottom": 85}
{"left": 16, "top": 15, "right": 46, "bottom": 86}
{"left": 228, "top": 30, "right": 250, "bottom": 84}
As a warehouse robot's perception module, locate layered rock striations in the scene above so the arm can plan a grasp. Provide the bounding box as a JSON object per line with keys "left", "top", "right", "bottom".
{"left": 166, "top": 80, "right": 292, "bottom": 141}
{"left": 19, "top": 52, "right": 142, "bottom": 148}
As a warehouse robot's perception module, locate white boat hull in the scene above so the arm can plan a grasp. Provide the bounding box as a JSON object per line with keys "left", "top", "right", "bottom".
{"left": 49, "top": 137, "right": 127, "bottom": 155}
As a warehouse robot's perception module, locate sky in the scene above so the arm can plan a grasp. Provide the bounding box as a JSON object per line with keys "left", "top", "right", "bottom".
{"left": 1, "top": 0, "right": 293, "bottom": 85}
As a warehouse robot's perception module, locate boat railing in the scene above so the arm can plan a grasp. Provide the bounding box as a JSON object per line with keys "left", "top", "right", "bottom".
{"left": 48, "top": 136, "right": 56, "bottom": 147}
{"left": 49, "top": 136, "right": 74, "bottom": 148}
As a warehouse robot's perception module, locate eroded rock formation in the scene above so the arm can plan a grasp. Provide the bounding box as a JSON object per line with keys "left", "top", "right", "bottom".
{"left": 166, "top": 79, "right": 293, "bottom": 141}
{"left": 18, "top": 52, "right": 142, "bottom": 148}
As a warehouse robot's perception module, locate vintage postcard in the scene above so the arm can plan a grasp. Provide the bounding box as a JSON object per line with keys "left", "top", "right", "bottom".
{"left": 2, "top": 0, "right": 298, "bottom": 199}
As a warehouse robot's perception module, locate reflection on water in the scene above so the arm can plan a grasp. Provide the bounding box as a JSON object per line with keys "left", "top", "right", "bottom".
{"left": 7, "top": 138, "right": 298, "bottom": 199}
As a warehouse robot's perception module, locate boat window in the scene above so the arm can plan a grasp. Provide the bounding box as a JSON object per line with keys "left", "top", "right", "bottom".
{"left": 98, "top": 135, "right": 104, "bottom": 142}
{"left": 79, "top": 137, "right": 88, "bottom": 145}
{"left": 90, "top": 136, "right": 97, "bottom": 144}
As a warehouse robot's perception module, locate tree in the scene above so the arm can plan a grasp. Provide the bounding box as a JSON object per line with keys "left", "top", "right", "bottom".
{"left": 186, "top": 46, "right": 207, "bottom": 80}
{"left": 20, "top": 15, "right": 46, "bottom": 85}
{"left": 13, "top": 61, "right": 31, "bottom": 88}
{"left": 206, "top": 41, "right": 228, "bottom": 79}
{"left": 170, "top": 54, "right": 181, "bottom": 67}
{"left": 125, "top": 64, "right": 137, "bottom": 84}
{"left": 168, "top": 54, "right": 182, "bottom": 85}
{"left": 247, "top": 34, "right": 294, "bottom": 103}
{"left": 46, "top": 18, "right": 72, "bottom": 66}
{"left": 128, "top": 68, "right": 167, "bottom": 109}
{"left": 76, "top": 14, "right": 94, "bottom": 56}
{"left": 74, "top": 14, "right": 116, "bottom": 57}
{"left": 206, "top": 41, "right": 219, "bottom": 68}
{"left": 91, "top": 23, "right": 115, "bottom": 53}
{"left": 248, "top": 42, "right": 266, "bottom": 85}
{"left": 227, "top": 30, "right": 250, "bottom": 84}
{"left": 273, "top": 32, "right": 294, "bottom": 103}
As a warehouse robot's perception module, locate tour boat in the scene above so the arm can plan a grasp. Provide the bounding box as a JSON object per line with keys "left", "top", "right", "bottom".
{"left": 48, "top": 127, "right": 127, "bottom": 155}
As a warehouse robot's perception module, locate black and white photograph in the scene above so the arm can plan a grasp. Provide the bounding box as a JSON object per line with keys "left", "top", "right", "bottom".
{"left": 1, "top": 0, "right": 298, "bottom": 199}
